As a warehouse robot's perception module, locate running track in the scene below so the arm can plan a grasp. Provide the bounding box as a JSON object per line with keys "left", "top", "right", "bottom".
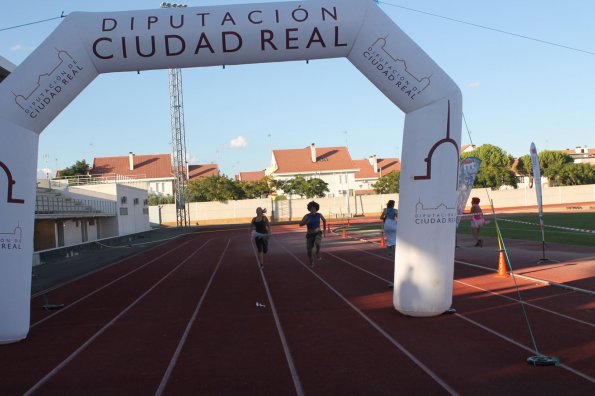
{"left": 1, "top": 224, "right": 593, "bottom": 395}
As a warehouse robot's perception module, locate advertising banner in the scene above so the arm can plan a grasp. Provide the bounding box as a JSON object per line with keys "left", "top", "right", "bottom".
{"left": 530, "top": 142, "right": 545, "bottom": 242}
{"left": 0, "top": 0, "right": 462, "bottom": 342}
{"left": 456, "top": 157, "right": 481, "bottom": 227}
{"left": 0, "top": 122, "right": 39, "bottom": 343}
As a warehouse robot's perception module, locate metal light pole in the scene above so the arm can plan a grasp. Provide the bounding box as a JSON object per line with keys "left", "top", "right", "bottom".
{"left": 161, "top": 2, "right": 190, "bottom": 227}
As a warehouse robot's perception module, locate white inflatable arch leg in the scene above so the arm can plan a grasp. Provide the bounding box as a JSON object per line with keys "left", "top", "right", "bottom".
{"left": 0, "top": 0, "right": 461, "bottom": 343}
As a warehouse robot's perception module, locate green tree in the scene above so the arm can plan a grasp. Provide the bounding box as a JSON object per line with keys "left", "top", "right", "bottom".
{"left": 239, "top": 177, "right": 273, "bottom": 199}
{"left": 515, "top": 154, "right": 532, "bottom": 176}
{"left": 461, "top": 144, "right": 517, "bottom": 189}
{"left": 538, "top": 150, "right": 573, "bottom": 185}
{"left": 282, "top": 175, "right": 308, "bottom": 198}
{"left": 59, "top": 160, "right": 90, "bottom": 177}
{"left": 553, "top": 163, "right": 595, "bottom": 186}
{"left": 302, "top": 178, "right": 330, "bottom": 198}
{"left": 148, "top": 194, "right": 175, "bottom": 206}
{"left": 373, "top": 171, "right": 400, "bottom": 194}
{"left": 187, "top": 175, "right": 244, "bottom": 202}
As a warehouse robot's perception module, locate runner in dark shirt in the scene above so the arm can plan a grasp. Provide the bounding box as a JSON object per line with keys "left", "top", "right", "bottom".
{"left": 250, "top": 207, "right": 271, "bottom": 268}
{"left": 299, "top": 201, "right": 327, "bottom": 268}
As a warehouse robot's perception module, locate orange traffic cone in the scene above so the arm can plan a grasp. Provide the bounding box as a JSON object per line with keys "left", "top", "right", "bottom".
{"left": 342, "top": 229, "right": 347, "bottom": 239}
{"left": 380, "top": 233, "right": 386, "bottom": 248}
{"left": 497, "top": 250, "right": 508, "bottom": 278}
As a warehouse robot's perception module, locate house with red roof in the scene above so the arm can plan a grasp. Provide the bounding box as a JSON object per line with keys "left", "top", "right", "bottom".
{"left": 92, "top": 152, "right": 220, "bottom": 196}
{"left": 188, "top": 164, "right": 219, "bottom": 180}
{"left": 92, "top": 152, "right": 175, "bottom": 196}
{"left": 562, "top": 146, "right": 595, "bottom": 165}
{"left": 236, "top": 171, "right": 266, "bottom": 182}
{"left": 353, "top": 155, "right": 401, "bottom": 194}
{"left": 265, "top": 143, "right": 360, "bottom": 197}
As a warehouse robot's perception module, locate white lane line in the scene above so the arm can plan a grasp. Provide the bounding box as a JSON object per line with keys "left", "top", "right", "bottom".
{"left": 455, "top": 314, "right": 595, "bottom": 384}
{"left": 278, "top": 241, "right": 459, "bottom": 396}
{"left": 31, "top": 238, "right": 195, "bottom": 328}
{"left": 23, "top": 241, "right": 211, "bottom": 396}
{"left": 321, "top": 244, "right": 595, "bottom": 384}
{"left": 155, "top": 239, "right": 231, "bottom": 396}
{"left": 454, "top": 279, "right": 595, "bottom": 328}
{"left": 455, "top": 259, "right": 595, "bottom": 296}
{"left": 251, "top": 236, "right": 305, "bottom": 396}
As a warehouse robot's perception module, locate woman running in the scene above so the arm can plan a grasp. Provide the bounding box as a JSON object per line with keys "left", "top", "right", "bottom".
{"left": 250, "top": 207, "right": 271, "bottom": 268}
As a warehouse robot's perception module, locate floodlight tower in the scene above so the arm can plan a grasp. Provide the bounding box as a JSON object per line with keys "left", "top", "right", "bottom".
{"left": 161, "top": 2, "right": 189, "bottom": 227}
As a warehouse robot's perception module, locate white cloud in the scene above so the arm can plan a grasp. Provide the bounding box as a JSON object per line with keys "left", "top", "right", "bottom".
{"left": 229, "top": 135, "right": 247, "bottom": 149}
{"left": 10, "top": 44, "right": 24, "bottom": 51}
{"left": 468, "top": 81, "right": 481, "bottom": 89}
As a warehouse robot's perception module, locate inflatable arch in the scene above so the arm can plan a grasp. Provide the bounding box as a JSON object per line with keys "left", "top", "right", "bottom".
{"left": 0, "top": 0, "right": 461, "bottom": 343}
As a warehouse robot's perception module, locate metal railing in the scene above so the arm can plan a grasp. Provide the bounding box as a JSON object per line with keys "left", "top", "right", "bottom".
{"left": 35, "top": 195, "right": 116, "bottom": 216}
{"left": 51, "top": 173, "right": 149, "bottom": 187}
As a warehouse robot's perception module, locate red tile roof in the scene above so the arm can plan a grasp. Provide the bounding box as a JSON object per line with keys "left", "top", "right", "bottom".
{"left": 562, "top": 147, "right": 595, "bottom": 156}
{"left": 92, "top": 153, "right": 173, "bottom": 179}
{"left": 237, "top": 171, "right": 265, "bottom": 182}
{"left": 354, "top": 158, "right": 400, "bottom": 179}
{"left": 378, "top": 158, "right": 401, "bottom": 175}
{"left": 461, "top": 144, "right": 476, "bottom": 153}
{"left": 188, "top": 164, "right": 219, "bottom": 180}
{"left": 272, "top": 145, "right": 357, "bottom": 174}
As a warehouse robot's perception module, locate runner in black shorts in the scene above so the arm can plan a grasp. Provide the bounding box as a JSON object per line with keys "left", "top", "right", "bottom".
{"left": 250, "top": 207, "right": 270, "bottom": 268}
{"left": 299, "top": 201, "right": 327, "bottom": 268}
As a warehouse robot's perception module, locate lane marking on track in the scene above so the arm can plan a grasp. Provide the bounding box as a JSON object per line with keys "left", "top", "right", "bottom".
{"left": 251, "top": 236, "right": 305, "bottom": 396}
{"left": 31, "top": 238, "right": 196, "bottom": 328}
{"left": 23, "top": 240, "right": 211, "bottom": 396}
{"left": 455, "top": 259, "right": 595, "bottom": 296}
{"left": 454, "top": 314, "right": 595, "bottom": 385}
{"left": 346, "top": 246, "right": 595, "bottom": 327}
{"left": 155, "top": 239, "right": 231, "bottom": 396}
{"left": 454, "top": 279, "right": 595, "bottom": 328}
{"left": 277, "top": 241, "right": 459, "bottom": 396}
{"left": 32, "top": 237, "right": 194, "bottom": 298}
{"left": 324, "top": 244, "right": 595, "bottom": 384}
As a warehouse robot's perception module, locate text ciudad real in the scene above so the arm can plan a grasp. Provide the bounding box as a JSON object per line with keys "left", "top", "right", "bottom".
{"left": 92, "top": 6, "right": 348, "bottom": 60}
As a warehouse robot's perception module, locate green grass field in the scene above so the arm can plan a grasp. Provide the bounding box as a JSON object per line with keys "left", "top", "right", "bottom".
{"left": 340, "top": 213, "right": 595, "bottom": 248}
{"left": 458, "top": 212, "right": 595, "bottom": 247}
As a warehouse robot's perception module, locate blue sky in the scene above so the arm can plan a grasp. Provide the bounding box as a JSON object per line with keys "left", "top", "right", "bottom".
{"left": 2, "top": 0, "right": 594, "bottom": 178}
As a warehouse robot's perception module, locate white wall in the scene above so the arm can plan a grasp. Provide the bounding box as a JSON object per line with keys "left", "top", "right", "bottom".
{"left": 67, "top": 183, "right": 150, "bottom": 236}
{"left": 147, "top": 179, "right": 174, "bottom": 196}
{"left": 115, "top": 184, "right": 150, "bottom": 235}
{"left": 153, "top": 193, "right": 399, "bottom": 225}
{"left": 150, "top": 184, "right": 595, "bottom": 225}
{"left": 62, "top": 219, "right": 82, "bottom": 246}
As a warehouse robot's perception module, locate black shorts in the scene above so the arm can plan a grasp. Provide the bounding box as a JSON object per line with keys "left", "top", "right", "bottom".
{"left": 306, "top": 231, "right": 322, "bottom": 249}
{"left": 255, "top": 236, "right": 268, "bottom": 253}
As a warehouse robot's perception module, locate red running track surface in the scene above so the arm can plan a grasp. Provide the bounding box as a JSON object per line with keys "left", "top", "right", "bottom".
{"left": 1, "top": 224, "right": 594, "bottom": 395}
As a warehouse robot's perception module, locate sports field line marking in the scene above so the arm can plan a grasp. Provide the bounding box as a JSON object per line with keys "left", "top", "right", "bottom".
{"left": 250, "top": 236, "right": 305, "bottom": 396}
{"left": 31, "top": 238, "right": 196, "bottom": 328}
{"left": 454, "top": 313, "right": 595, "bottom": 385}
{"left": 331, "top": 245, "right": 595, "bottom": 383}
{"left": 454, "top": 279, "right": 595, "bottom": 328}
{"left": 155, "top": 239, "right": 231, "bottom": 396}
{"left": 23, "top": 241, "right": 211, "bottom": 396}
{"left": 498, "top": 218, "right": 595, "bottom": 235}
{"left": 277, "top": 241, "right": 460, "bottom": 396}
{"left": 455, "top": 259, "right": 595, "bottom": 296}
{"left": 31, "top": 236, "right": 195, "bottom": 297}
{"left": 348, "top": 247, "right": 595, "bottom": 328}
